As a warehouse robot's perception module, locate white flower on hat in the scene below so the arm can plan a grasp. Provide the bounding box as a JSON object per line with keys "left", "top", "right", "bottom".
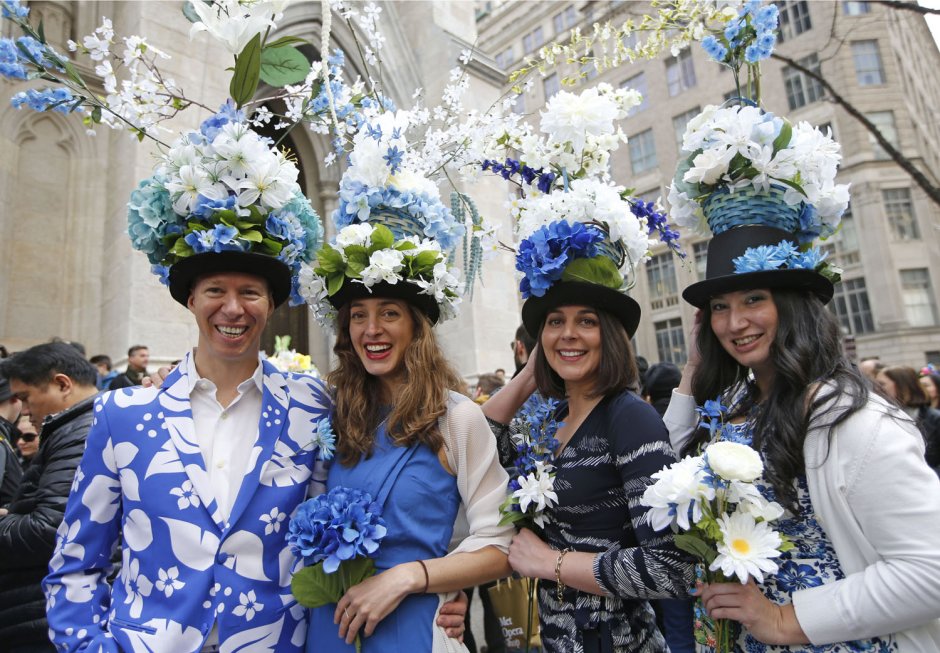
{"left": 710, "top": 511, "right": 783, "bottom": 583}
{"left": 360, "top": 248, "right": 405, "bottom": 287}
{"left": 335, "top": 223, "right": 374, "bottom": 249}
{"left": 540, "top": 87, "right": 620, "bottom": 152}
{"left": 705, "top": 441, "right": 764, "bottom": 483}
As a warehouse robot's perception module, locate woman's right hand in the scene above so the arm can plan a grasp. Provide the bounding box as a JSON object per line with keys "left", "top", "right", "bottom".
{"left": 677, "top": 310, "right": 703, "bottom": 396}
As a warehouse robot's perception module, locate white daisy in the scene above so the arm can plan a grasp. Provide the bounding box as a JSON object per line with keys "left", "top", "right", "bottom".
{"left": 710, "top": 511, "right": 783, "bottom": 583}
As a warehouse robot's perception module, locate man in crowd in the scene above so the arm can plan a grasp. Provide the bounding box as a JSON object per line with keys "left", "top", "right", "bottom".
{"left": 108, "top": 344, "right": 150, "bottom": 390}
{"left": 0, "top": 375, "right": 23, "bottom": 505}
{"left": 0, "top": 343, "right": 98, "bottom": 653}
{"left": 510, "top": 324, "right": 535, "bottom": 376}
{"left": 859, "top": 356, "right": 885, "bottom": 381}
{"left": 90, "top": 354, "right": 119, "bottom": 390}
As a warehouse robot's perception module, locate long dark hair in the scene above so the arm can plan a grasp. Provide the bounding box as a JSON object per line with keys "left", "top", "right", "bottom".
{"left": 684, "top": 289, "right": 869, "bottom": 509}
{"left": 533, "top": 309, "right": 639, "bottom": 399}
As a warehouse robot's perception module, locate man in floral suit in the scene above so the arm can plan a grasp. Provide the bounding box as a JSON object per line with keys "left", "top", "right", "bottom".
{"left": 43, "top": 248, "right": 334, "bottom": 653}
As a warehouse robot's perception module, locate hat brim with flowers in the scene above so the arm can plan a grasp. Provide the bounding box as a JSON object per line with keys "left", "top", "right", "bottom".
{"left": 126, "top": 101, "right": 323, "bottom": 308}
{"left": 298, "top": 112, "right": 465, "bottom": 327}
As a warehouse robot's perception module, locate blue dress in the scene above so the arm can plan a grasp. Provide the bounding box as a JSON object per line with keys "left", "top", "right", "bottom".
{"left": 698, "top": 421, "right": 897, "bottom": 653}
{"left": 305, "top": 424, "right": 461, "bottom": 652}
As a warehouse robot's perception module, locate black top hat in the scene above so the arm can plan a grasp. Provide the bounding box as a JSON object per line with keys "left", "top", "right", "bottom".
{"left": 328, "top": 279, "right": 442, "bottom": 325}
{"left": 683, "top": 225, "right": 834, "bottom": 308}
{"left": 168, "top": 251, "right": 293, "bottom": 308}
{"left": 522, "top": 281, "right": 641, "bottom": 339}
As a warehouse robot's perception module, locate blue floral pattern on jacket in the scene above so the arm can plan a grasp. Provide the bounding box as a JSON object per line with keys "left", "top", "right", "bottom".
{"left": 43, "top": 354, "right": 332, "bottom": 653}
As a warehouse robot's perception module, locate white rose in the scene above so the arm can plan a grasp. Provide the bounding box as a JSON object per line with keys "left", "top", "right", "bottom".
{"left": 335, "top": 223, "right": 374, "bottom": 249}
{"left": 705, "top": 441, "right": 764, "bottom": 483}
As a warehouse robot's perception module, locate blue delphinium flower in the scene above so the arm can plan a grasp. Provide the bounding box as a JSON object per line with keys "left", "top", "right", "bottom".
{"left": 327, "top": 48, "right": 345, "bottom": 68}
{"left": 0, "top": 38, "right": 27, "bottom": 79}
{"left": 383, "top": 145, "right": 403, "bottom": 174}
{"left": 11, "top": 87, "right": 74, "bottom": 113}
{"left": 696, "top": 398, "right": 727, "bottom": 438}
{"left": 286, "top": 486, "right": 387, "bottom": 573}
{"left": 724, "top": 19, "right": 743, "bottom": 42}
{"left": 631, "top": 199, "right": 685, "bottom": 258}
{"left": 127, "top": 175, "right": 175, "bottom": 265}
{"left": 702, "top": 35, "right": 728, "bottom": 63}
{"left": 732, "top": 244, "right": 789, "bottom": 273}
{"left": 510, "top": 395, "right": 561, "bottom": 479}
{"left": 312, "top": 418, "right": 336, "bottom": 461}
{"left": 537, "top": 172, "right": 556, "bottom": 193}
{"left": 1, "top": 0, "right": 30, "bottom": 19}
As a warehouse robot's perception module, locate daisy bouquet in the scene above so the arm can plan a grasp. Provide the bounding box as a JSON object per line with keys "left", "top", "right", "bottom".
{"left": 641, "top": 399, "right": 791, "bottom": 651}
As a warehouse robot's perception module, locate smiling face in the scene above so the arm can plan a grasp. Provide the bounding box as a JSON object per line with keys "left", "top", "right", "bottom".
{"left": 709, "top": 288, "right": 779, "bottom": 387}
{"left": 920, "top": 376, "right": 937, "bottom": 402}
{"left": 188, "top": 272, "right": 274, "bottom": 365}
{"left": 348, "top": 298, "right": 415, "bottom": 399}
{"left": 540, "top": 305, "right": 602, "bottom": 393}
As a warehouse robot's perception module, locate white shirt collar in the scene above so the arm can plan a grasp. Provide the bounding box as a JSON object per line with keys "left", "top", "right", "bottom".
{"left": 182, "top": 350, "right": 265, "bottom": 398}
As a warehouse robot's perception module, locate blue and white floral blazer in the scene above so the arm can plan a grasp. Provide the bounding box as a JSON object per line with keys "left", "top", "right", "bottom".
{"left": 44, "top": 354, "right": 332, "bottom": 653}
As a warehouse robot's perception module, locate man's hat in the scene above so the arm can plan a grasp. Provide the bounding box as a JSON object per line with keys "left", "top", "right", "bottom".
{"left": 126, "top": 101, "right": 322, "bottom": 308}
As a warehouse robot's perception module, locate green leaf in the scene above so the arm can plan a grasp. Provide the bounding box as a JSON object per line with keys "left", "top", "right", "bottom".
{"left": 394, "top": 241, "right": 417, "bottom": 251}
{"left": 672, "top": 150, "right": 702, "bottom": 197}
{"left": 181, "top": 1, "right": 203, "bottom": 23}
{"left": 674, "top": 532, "right": 717, "bottom": 564}
{"left": 316, "top": 246, "right": 345, "bottom": 274}
{"left": 369, "top": 225, "right": 394, "bottom": 251}
{"left": 170, "top": 238, "right": 194, "bottom": 258}
{"left": 266, "top": 35, "right": 311, "bottom": 49}
{"left": 560, "top": 256, "right": 622, "bottom": 290}
{"left": 291, "top": 564, "right": 345, "bottom": 608}
{"left": 497, "top": 510, "right": 528, "bottom": 527}
{"left": 91, "top": 105, "right": 102, "bottom": 122}
{"left": 63, "top": 61, "right": 85, "bottom": 86}
{"left": 230, "top": 33, "right": 262, "bottom": 108}
{"left": 38, "top": 19, "right": 45, "bottom": 44}
{"left": 345, "top": 248, "right": 370, "bottom": 268}
{"left": 240, "top": 229, "right": 263, "bottom": 243}
{"left": 260, "top": 45, "right": 311, "bottom": 87}
{"left": 261, "top": 237, "right": 283, "bottom": 254}
{"left": 772, "top": 118, "right": 792, "bottom": 154}
{"left": 346, "top": 259, "right": 366, "bottom": 278}
{"left": 770, "top": 176, "right": 805, "bottom": 197}
{"left": 413, "top": 250, "right": 441, "bottom": 271}
{"left": 15, "top": 40, "right": 41, "bottom": 66}
{"left": 326, "top": 272, "right": 345, "bottom": 296}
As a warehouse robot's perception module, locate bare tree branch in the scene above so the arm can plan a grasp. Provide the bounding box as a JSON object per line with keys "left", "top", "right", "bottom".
{"left": 770, "top": 52, "right": 940, "bottom": 207}
{"left": 868, "top": 1, "right": 940, "bottom": 16}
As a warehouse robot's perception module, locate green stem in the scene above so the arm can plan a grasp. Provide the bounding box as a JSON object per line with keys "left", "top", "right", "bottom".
{"left": 525, "top": 577, "right": 537, "bottom": 653}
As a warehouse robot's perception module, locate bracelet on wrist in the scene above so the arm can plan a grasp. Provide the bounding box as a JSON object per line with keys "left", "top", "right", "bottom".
{"left": 555, "top": 548, "right": 572, "bottom": 602}
{"left": 417, "top": 559, "right": 430, "bottom": 593}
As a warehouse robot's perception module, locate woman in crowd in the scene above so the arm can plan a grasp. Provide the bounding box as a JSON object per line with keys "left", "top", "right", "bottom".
{"left": 877, "top": 365, "right": 940, "bottom": 472}
{"left": 918, "top": 370, "right": 940, "bottom": 410}
{"left": 485, "top": 222, "right": 693, "bottom": 653}
{"left": 300, "top": 142, "right": 512, "bottom": 652}
{"left": 664, "top": 222, "right": 940, "bottom": 651}
{"left": 14, "top": 415, "right": 38, "bottom": 469}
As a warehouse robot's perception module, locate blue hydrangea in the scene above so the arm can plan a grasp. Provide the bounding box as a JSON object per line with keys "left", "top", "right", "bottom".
{"left": 286, "top": 487, "right": 387, "bottom": 573}
{"left": 127, "top": 175, "right": 176, "bottom": 265}
{"left": 274, "top": 192, "right": 323, "bottom": 261}
{"left": 191, "top": 194, "right": 237, "bottom": 220}
{"left": 10, "top": 86, "right": 74, "bottom": 113}
{"left": 516, "top": 220, "right": 604, "bottom": 298}
{"left": 327, "top": 48, "right": 345, "bottom": 68}
{"left": 724, "top": 19, "right": 743, "bottom": 42}
{"left": 150, "top": 264, "right": 170, "bottom": 286}
{"left": 184, "top": 224, "right": 241, "bottom": 254}
{"left": 198, "top": 100, "right": 245, "bottom": 142}
{"left": 1, "top": 1, "right": 29, "bottom": 19}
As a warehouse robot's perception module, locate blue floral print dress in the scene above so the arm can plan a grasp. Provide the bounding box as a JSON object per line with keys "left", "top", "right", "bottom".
{"left": 702, "top": 420, "right": 897, "bottom": 653}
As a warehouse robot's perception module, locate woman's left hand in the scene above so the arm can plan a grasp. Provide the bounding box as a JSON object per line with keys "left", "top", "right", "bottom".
{"left": 701, "top": 579, "right": 809, "bottom": 646}
{"left": 508, "top": 528, "right": 554, "bottom": 579}
{"left": 335, "top": 564, "right": 420, "bottom": 644}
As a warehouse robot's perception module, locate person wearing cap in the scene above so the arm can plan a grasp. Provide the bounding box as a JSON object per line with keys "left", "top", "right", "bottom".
{"left": 663, "top": 121, "right": 940, "bottom": 649}
{"left": 44, "top": 105, "right": 359, "bottom": 653}
{"left": 0, "top": 375, "right": 24, "bottom": 505}
{"left": 295, "top": 115, "right": 512, "bottom": 653}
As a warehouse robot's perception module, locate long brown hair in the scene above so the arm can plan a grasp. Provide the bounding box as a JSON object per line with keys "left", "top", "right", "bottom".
{"left": 329, "top": 301, "right": 463, "bottom": 465}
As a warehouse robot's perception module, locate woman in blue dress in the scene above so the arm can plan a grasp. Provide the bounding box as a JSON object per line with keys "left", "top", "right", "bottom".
{"left": 664, "top": 219, "right": 940, "bottom": 651}
{"left": 299, "top": 122, "right": 513, "bottom": 652}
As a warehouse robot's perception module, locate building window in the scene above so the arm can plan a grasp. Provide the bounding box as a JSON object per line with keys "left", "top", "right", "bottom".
{"left": 864, "top": 111, "right": 898, "bottom": 159}
{"left": 655, "top": 318, "right": 687, "bottom": 365}
{"left": 926, "top": 351, "right": 940, "bottom": 367}
{"left": 523, "top": 26, "right": 544, "bottom": 55}
{"left": 495, "top": 46, "right": 514, "bottom": 70}
{"left": 543, "top": 73, "right": 560, "bottom": 100}
{"left": 672, "top": 106, "right": 701, "bottom": 150}
{"left": 901, "top": 269, "right": 938, "bottom": 327}
{"left": 830, "top": 277, "right": 875, "bottom": 335}
{"left": 623, "top": 73, "right": 648, "bottom": 116}
{"left": 666, "top": 49, "right": 696, "bottom": 96}
{"left": 553, "top": 5, "right": 578, "bottom": 34}
{"left": 783, "top": 53, "right": 824, "bottom": 110}
{"left": 693, "top": 241, "right": 709, "bottom": 280}
{"left": 883, "top": 188, "right": 920, "bottom": 240}
{"left": 646, "top": 253, "right": 678, "bottom": 310}
{"left": 852, "top": 40, "right": 885, "bottom": 86}
{"left": 843, "top": 1, "right": 870, "bottom": 15}
{"left": 629, "top": 128, "right": 658, "bottom": 175}
{"left": 779, "top": 1, "right": 812, "bottom": 42}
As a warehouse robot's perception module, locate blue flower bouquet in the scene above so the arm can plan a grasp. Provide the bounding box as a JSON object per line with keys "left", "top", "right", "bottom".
{"left": 288, "top": 487, "right": 388, "bottom": 650}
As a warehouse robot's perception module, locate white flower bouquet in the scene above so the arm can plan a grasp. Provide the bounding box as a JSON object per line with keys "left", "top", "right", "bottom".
{"left": 641, "top": 403, "right": 791, "bottom": 651}
{"left": 267, "top": 335, "right": 320, "bottom": 377}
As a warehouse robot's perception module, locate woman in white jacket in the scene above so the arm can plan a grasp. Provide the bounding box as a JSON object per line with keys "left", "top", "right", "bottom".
{"left": 665, "top": 224, "right": 940, "bottom": 652}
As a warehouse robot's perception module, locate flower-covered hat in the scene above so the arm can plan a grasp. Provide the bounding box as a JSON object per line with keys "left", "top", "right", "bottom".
{"left": 298, "top": 111, "right": 466, "bottom": 326}
{"left": 479, "top": 85, "right": 684, "bottom": 338}
{"left": 127, "top": 101, "right": 323, "bottom": 307}
{"left": 668, "top": 2, "right": 848, "bottom": 308}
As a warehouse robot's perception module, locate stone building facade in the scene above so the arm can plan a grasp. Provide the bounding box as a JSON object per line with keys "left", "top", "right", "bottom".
{"left": 477, "top": 0, "right": 940, "bottom": 369}
{"left": 0, "top": 1, "right": 522, "bottom": 378}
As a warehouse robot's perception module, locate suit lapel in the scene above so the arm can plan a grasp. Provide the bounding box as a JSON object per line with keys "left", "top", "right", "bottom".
{"left": 159, "top": 357, "right": 226, "bottom": 531}
{"left": 224, "top": 361, "right": 290, "bottom": 533}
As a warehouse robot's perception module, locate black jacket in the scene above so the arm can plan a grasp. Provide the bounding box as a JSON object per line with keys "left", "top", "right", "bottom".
{"left": 917, "top": 405, "right": 940, "bottom": 471}
{"left": 0, "top": 396, "right": 94, "bottom": 648}
{"left": 0, "top": 417, "right": 23, "bottom": 506}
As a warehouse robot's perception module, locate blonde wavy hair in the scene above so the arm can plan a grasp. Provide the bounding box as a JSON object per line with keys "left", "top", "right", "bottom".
{"left": 329, "top": 302, "right": 463, "bottom": 466}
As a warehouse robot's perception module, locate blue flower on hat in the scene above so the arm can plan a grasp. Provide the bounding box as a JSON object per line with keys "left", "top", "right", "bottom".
{"left": 127, "top": 175, "right": 176, "bottom": 265}
{"left": 516, "top": 220, "right": 604, "bottom": 298}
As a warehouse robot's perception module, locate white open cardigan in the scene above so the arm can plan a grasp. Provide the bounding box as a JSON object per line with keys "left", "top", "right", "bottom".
{"left": 664, "top": 388, "right": 940, "bottom": 651}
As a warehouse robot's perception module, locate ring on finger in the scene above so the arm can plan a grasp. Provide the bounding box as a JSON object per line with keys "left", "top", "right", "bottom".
{"left": 344, "top": 607, "right": 351, "bottom": 620}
